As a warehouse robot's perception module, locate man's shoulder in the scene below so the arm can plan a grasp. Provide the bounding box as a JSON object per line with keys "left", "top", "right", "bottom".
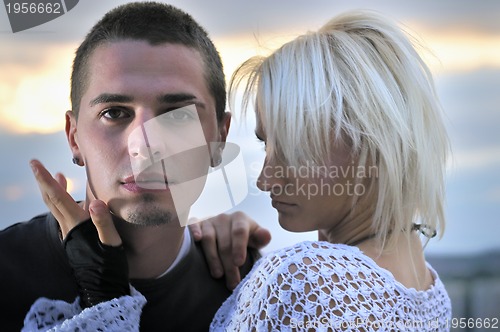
{"left": 240, "top": 245, "right": 261, "bottom": 277}
{"left": 0, "top": 212, "right": 55, "bottom": 250}
{"left": 0, "top": 212, "right": 77, "bottom": 332}
{"left": 0, "top": 211, "right": 66, "bottom": 281}
{"left": 0, "top": 212, "right": 50, "bottom": 237}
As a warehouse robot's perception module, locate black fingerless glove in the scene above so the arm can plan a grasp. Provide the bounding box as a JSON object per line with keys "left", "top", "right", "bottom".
{"left": 63, "top": 220, "right": 130, "bottom": 308}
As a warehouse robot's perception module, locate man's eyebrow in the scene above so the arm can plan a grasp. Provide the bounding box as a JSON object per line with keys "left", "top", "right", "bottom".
{"left": 157, "top": 93, "right": 206, "bottom": 108}
{"left": 88, "top": 93, "right": 206, "bottom": 108}
{"left": 89, "top": 94, "right": 133, "bottom": 107}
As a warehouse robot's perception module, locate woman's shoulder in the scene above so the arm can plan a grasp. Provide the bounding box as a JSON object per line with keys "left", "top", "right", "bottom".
{"left": 263, "top": 240, "right": 360, "bottom": 259}
{"left": 258, "top": 240, "right": 451, "bottom": 313}
{"left": 246, "top": 240, "right": 393, "bottom": 299}
{"left": 213, "top": 240, "right": 451, "bottom": 330}
{"left": 260, "top": 241, "right": 448, "bottom": 296}
{"left": 213, "top": 241, "right": 391, "bottom": 329}
{"left": 232, "top": 240, "right": 373, "bottom": 292}
{"left": 257, "top": 240, "right": 373, "bottom": 275}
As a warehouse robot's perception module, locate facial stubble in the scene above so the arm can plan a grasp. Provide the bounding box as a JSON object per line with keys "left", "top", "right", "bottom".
{"left": 86, "top": 164, "right": 174, "bottom": 227}
{"left": 125, "top": 193, "right": 175, "bottom": 226}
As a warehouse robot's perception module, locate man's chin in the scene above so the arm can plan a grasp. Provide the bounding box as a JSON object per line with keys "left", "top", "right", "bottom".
{"left": 124, "top": 208, "right": 176, "bottom": 227}
{"left": 109, "top": 204, "right": 178, "bottom": 227}
{"left": 107, "top": 194, "right": 181, "bottom": 226}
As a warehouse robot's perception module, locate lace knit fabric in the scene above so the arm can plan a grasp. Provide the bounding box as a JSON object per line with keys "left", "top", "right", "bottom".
{"left": 22, "top": 287, "right": 146, "bottom": 332}
{"left": 211, "top": 241, "right": 451, "bottom": 332}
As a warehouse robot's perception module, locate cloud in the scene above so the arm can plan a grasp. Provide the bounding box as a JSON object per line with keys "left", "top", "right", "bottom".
{"left": 189, "top": 0, "right": 500, "bottom": 37}
{"left": 451, "top": 147, "right": 500, "bottom": 172}
{"left": 0, "top": 43, "right": 74, "bottom": 133}
{"left": 396, "top": 0, "right": 500, "bottom": 35}
{"left": 436, "top": 68, "right": 500, "bottom": 152}
{"left": 2, "top": 0, "right": 499, "bottom": 41}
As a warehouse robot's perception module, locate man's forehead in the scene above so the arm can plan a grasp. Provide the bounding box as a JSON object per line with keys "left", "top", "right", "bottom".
{"left": 82, "top": 40, "right": 209, "bottom": 101}
{"left": 87, "top": 40, "right": 203, "bottom": 73}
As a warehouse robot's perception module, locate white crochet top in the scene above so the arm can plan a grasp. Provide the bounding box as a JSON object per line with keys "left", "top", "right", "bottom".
{"left": 23, "top": 287, "right": 146, "bottom": 332}
{"left": 211, "top": 241, "right": 452, "bottom": 331}
{"left": 23, "top": 241, "right": 451, "bottom": 331}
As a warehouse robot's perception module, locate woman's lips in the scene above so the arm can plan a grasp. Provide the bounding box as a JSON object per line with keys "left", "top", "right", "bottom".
{"left": 271, "top": 198, "right": 297, "bottom": 212}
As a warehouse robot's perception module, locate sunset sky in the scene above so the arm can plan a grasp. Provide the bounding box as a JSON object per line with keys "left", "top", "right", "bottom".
{"left": 1, "top": 0, "right": 499, "bottom": 255}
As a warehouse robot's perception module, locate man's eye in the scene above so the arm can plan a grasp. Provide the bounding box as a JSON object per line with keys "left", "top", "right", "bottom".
{"left": 165, "top": 109, "right": 195, "bottom": 121}
{"left": 101, "top": 108, "right": 130, "bottom": 119}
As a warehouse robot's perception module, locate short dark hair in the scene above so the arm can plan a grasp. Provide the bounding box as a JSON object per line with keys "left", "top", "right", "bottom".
{"left": 71, "top": 2, "right": 226, "bottom": 121}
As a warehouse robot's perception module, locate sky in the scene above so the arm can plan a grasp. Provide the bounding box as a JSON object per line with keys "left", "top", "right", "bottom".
{"left": 0, "top": 0, "right": 499, "bottom": 255}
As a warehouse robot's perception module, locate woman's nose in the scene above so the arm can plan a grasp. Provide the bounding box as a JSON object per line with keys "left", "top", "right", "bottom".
{"left": 256, "top": 157, "right": 285, "bottom": 193}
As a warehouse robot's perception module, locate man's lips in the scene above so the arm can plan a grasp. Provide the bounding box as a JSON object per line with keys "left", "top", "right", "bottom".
{"left": 121, "top": 174, "right": 171, "bottom": 192}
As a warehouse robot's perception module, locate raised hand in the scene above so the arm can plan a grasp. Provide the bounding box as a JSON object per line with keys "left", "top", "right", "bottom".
{"left": 29, "top": 159, "right": 121, "bottom": 245}
{"left": 30, "top": 159, "right": 128, "bottom": 307}
{"left": 189, "top": 212, "right": 271, "bottom": 290}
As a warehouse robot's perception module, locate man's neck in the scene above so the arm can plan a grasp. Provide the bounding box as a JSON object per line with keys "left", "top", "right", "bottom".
{"left": 114, "top": 219, "right": 185, "bottom": 279}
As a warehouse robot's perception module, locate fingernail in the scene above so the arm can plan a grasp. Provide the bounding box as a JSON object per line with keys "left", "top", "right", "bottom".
{"left": 89, "top": 204, "right": 104, "bottom": 215}
{"left": 29, "top": 161, "right": 38, "bottom": 175}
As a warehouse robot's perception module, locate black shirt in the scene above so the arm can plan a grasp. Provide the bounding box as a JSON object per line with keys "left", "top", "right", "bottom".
{"left": 0, "top": 213, "right": 259, "bottom": 331}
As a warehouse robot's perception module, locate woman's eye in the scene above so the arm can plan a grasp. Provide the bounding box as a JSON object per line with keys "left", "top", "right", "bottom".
{"left": 255, "top": 134, "right": 266, "bottom": 145}
{"left": 101, "top": 108, "right": 130, "bottom": 119}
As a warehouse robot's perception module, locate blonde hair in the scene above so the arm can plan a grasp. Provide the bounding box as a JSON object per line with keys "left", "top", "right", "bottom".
{"left": 230, "top": 11, "right": 450, "bottom": 249}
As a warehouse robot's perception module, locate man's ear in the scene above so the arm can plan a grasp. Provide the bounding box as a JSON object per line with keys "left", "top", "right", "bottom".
{"left": 65, "top": 110, "right": 83, "bottom": 166}
{"left": 210, "top": 112, "right": 231, "bottom": 167}
{"left": 219, "top": 112, "right": 231, "bottom": 144}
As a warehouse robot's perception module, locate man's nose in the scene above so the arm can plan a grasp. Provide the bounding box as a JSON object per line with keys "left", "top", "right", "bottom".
{"left": 128, "top": 128, "right": 157, "bottom": 160}
{"left": 128, "top": 114, "right": 168, "bottom": 162}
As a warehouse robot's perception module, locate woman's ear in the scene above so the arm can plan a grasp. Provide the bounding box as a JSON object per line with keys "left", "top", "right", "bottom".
{"left": 66, "top": 110, "right": 83, "bottom": 166}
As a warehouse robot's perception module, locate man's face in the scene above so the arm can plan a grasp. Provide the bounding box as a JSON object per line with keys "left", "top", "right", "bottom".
{"left": 67, "top": 41, "right": 229, "bottom": 226}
